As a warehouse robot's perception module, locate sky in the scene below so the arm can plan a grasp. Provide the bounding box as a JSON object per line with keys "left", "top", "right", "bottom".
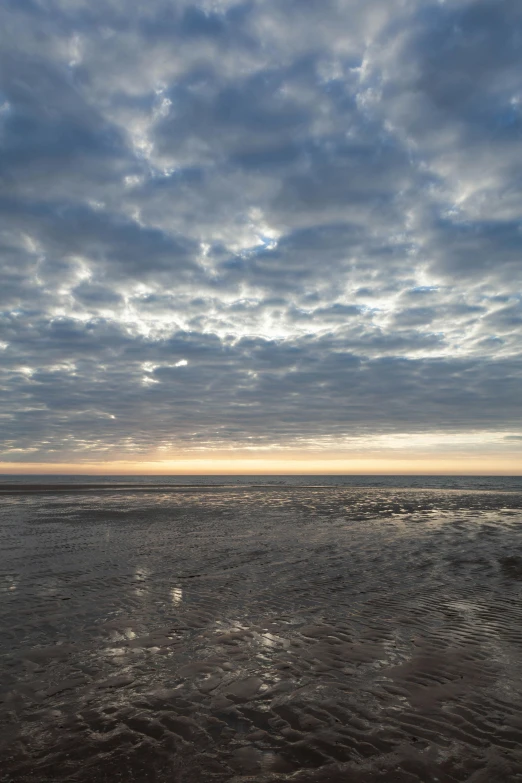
{"left": 0, "top": 0, "right": 521, "bottom": 475}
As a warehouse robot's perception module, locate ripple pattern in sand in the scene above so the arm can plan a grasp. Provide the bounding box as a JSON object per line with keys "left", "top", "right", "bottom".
{"left": 1, "top": 487, "right": 522, "bottom": 781}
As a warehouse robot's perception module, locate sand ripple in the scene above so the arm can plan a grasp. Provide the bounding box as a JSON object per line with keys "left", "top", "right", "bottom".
{"left": 1, "top": 487, "right": 522, "bottom": 781}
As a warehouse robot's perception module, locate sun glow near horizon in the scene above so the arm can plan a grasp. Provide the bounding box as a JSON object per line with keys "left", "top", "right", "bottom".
{"left": 1, "top": 430, "right": 521, "bottom": 476}
{"left": 1, "top": 454, "right": 522, "bottom": 477}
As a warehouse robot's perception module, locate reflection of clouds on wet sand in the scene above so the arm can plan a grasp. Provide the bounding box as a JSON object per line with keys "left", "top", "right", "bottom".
{"left": 171, "top": 587, "right": 182, "bottom": 605}
{"left": 1, "top": 487, "right": 522, "bottom": 780}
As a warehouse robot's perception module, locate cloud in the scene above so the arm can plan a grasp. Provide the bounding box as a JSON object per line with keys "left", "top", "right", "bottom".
{"left": 0, "top": 0, "right": 521, "bottom": 462}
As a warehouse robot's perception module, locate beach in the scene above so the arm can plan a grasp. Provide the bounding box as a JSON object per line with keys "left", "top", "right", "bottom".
{"left": 1, "top": 482, "right": 522, "bottom": 782}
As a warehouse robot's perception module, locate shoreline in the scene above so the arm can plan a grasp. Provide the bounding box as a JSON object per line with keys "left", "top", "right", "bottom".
{"left": 0, "top": 481, "right": 520, "bottom": 495}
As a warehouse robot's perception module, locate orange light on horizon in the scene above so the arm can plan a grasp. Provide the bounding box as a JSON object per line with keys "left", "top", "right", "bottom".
{"left": 0, "top": 454, "right": 521, "bottom": 476}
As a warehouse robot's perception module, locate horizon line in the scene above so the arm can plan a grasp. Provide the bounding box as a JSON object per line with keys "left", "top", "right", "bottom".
{"left": 1, "top": 472, "right": 522, "bottom": 478}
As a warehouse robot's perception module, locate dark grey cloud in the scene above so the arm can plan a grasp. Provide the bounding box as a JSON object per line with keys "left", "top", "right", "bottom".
{"left": 0, "top": 0, "right": 521, "bottom": 462}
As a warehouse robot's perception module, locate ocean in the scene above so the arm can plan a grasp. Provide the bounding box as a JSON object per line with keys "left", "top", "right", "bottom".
{"left": 1, "top": 476, "right": 522, "bottom": 781}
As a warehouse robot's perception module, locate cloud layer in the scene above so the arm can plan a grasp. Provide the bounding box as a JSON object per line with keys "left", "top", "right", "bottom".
{"left": 1, "top": 0, "right": 521, "bottom": 462}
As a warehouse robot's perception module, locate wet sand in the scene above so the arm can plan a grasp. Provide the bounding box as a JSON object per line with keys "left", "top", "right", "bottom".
{"left": 1, "top": 486, "right": 522, "bottom": 782}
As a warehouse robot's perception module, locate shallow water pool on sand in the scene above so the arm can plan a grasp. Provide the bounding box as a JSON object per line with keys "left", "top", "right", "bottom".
{"left": 1, "top": 486, "right": 522, "bottom": 782}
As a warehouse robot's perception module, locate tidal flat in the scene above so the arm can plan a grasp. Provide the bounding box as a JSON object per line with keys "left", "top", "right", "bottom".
{"left": 1, "top": 484, "right": 522, "bottom": 782}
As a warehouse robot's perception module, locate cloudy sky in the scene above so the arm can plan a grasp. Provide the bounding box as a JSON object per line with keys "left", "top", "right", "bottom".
{"left": 0, "top": 0, "right": 521, "bottom": 473}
